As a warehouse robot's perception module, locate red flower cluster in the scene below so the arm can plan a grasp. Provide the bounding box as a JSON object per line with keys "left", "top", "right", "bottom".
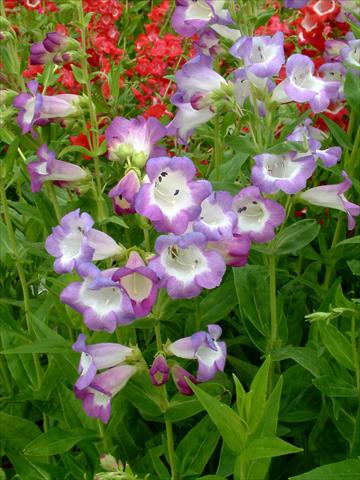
{"left": 293, "top": 0, "right": 348, "bottom": 55}
{"left": 126, "top": 0, "right": 187, "bottom": 119}
{"left": 84, "top": 0, "right": 123, "bottom": 72}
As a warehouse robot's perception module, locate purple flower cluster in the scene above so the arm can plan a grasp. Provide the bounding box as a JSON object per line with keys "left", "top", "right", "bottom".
{"left": 30, "top": 32, "right": 72, "bottom": 65}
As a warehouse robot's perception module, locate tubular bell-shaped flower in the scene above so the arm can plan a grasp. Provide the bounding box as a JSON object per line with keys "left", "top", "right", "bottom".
{"left": 171, "top": 0, "right": 231, "bottom": 37}
{"left": 74, "top": 364, "right": 138, "bottom": 423}
{"left": 112, "top": 251, "right": 159, "bottom": 318}
{"left": 172, "top": 365, "right": 197, "bottom": 395}
{"left": 299, "top": 171, "right": 360, "bottom": 230}
{"left": 105, "top": 116, "right": 166, "bottom": 166}
{"left": 45, "top": 209, "right": 124, "bottom": 274}
{"left": 149, "top": 354, "right": 170, "bottom": 387}
{"left": 149, "top": 232, "right": 226, "bottom": 299}
{"left": 13, "top": 80, "right": 80, "bottom": 135}
{"left": 252, "top": 151, "right": 316, "bottom": 194}
{"left": 108, "top": 170, "right": 140, "bottom": 215}
{"left": 341, "top": 39, "right": 360, "bottom": 70}
{"left": 207, "top": 234, "right": 251, "bottom": 267}
{"left": 30, "top": 32, "right": 72, "bottom": 65}
{"left": 230, "top": 32, "right": 285, "bottom": 78}
{"left": 72, "top": 334, "right": 134, "bottom": 389}
{"left": 232, "top": 186, "right": 285, "bottom": 243}
{"left": 192, "top": 191, "right": 237, "bottom": 241}
{"left": 60, "top": 263, "right": 135, "bottom": 332}
{"left": 135, "top": 156, "right": 212, "bottom": 235}
{"left": 271, "top": 54, "right": 340, "bottom": 113}
{"left": 27, "top": 144, "right": 87, "bottom": 192}
{"left": 167, "top": 324, "right": 226, "bottom": 382}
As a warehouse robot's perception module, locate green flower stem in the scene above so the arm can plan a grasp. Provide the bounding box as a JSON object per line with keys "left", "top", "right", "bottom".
{"left": 322, "top": 217, "right": 343, "bottom": 290}
{"left": 154, "top": 318, "right": 177, "bottom": 479}
{"left": 213, "top": 115, "right": 222, "bottom": 181}
{"left": 98, "top": 419, "right": 110, "bottom": 453}
{"left": 0, "top": 179, "right": 42, "bottom": 388}
{"left": 269, "top": 253, "right": 278, "bottom": 352}
{"left": 0, "top": 355, "right": 12, "bottom": 395}
{"left": 347, "top": 123, "right": 360, "bottom": 177}
{"left": 351, "top": 315, "right": 360, "bottom": 399}
{"left": 77, "top": 2, "right": 106, "bottom": 223}
{"left": 46, "top": 183, "right": 61, "bottom": 223}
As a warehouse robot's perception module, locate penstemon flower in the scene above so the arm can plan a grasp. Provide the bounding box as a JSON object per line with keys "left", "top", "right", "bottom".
{"left": 318, "top": 62, "right": 346, "bottom": 100}
{"left": 13, "top": 80, "right": 80, "bottom": 135}
{"left": 72, "top": 334, "right": 134, "bottom": 389}
{"left": 341, "top": 39, "right": 360, "bottom": 71}
{"left": 230, "top": 32, "right": 285, "bottom": 79}
{"left": 149, "top": 232, "right": 226, "bottom": 299}
{"left": 60, "top": 263, "right": 135, "bottom": 332}
{"left": 192, "top": 191, "right": 237, "bottom": 241}
{"left": 149, "top": 233, "right": 226, "bottom": 298}
{"left": 232, "top": 186, "right": 285, "bottom": 243}
{"left": 171, "top": 0, "right": 231, "bottom": 37}
{"left": 74, "top": 364, "right": 138, "bottom": 423}
{"left": 251, "top": 151, "right": 316, "bottom": 194}
{"left": 135, "top": 156, "right": 212, "bottom": 235}
{"left": 207, "top": 235, "right": 251, "bottom": 267}
{"left": 299, "top": 171, "right": 360, "bottom": 230}
{"left": 167, "top": 324, "right": 226, "bottom": 382}
{"left": 108, "top": 169, "right": 141, "bottom": 215}
{"left": 112, "top": 251, "right": 159, "bottom": 318}
{"left": 45, "top": 209, "right": 124, "bottom": 274}
{"left": 27, "top": 144, "right": 87, "bottom": 192}
{"left": 271, "top": 54, "right": 340, "bottom": 113}
{"left": 105, "top": 115, "right": 166, "bottom": 166}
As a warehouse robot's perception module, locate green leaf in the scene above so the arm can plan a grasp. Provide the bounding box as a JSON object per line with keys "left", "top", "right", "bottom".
{"left": 199, "top": 275, "right": 237, "bottom": 325}
{"left": 191, "top": 382, "right": 247, "bottom": 454}
{"left": 71, "top": 64, "right": 86, "bottom": 84}
{"left": 59, "top": 144, "right": 94, "bottom": 158}
{"left": 0, "top": 412, "right": 41, "bottom": 450}
{"left": 275, "top": 220, "right": 320, "bottom": 255}
{"left": 233, "top": 265, "right": 270, "bottom": 338}
{"left": 317, "top": 321, "right": 354, "bottom": 371}
{"left": 1, "top": 338, "right": 71, "bottom": 354}
{"left": 246, "top": 356, "right": 271, "bottom": 432}
{"left": 240, "top": 436, "right": 303, "bottom": 461}
{"left": 271, "top": 346, "right": 323, "bottom": 378}
{"left": 24, "top": 428, "right": 97, "bottom": 456}
{"left": 312, "top": 375, "right": 357, "bottom": 397}
{"left": 348, "top": 259, "right": 360, "bottom": 276}
{"left": 176, "top": 416, "right": 220, "bottom": 476}
{"left": 289, "top": 459, "right": 360, "bottom": 479}
{"left": 344, "top": 71, "right": 360, "bottom": 112}
{"left": 336, "top": 235, "right": 360, "bottom": 247}
{"left": 319, "top": 115, "right": 352, "bottom": 149}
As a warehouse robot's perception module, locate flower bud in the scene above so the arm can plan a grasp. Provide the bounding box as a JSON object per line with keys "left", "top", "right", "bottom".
{"left": 149, "top": 354, "right": 170, "bottom": 386}
{"left": 172, "top": 365, "right": 197, "bottom": 396}
{"left": 99, "top": 454, "right": 121, "bottom": 472}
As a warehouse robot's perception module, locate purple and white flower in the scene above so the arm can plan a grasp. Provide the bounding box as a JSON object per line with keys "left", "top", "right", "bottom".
{"left": 135, "top": 156, "right": 212, "bottom": 235}
{"left": 194, "top": 28, "right": 222, "bottom": 57}
{"left": 207, "top": 234, "right": 251, "bottom": 267}
{"left": 193, "top": 191, "right": 237, "bottom": 241}
{"left": 230, "top": 32, "right": 285, "bottom": 78}
{"left": 171, "top": 0, "right": 231, "bottom": 37}
{"left": 299, "top": 171, "right": 360, "bottom": 230}
{"left": 45, "top": 209, "right": 124, "bottom": 274}
{"left": 318, "top": 62, "right": 346, "bottom": 100}
{"left": 149, "top": 354, "right": 170, "bottom": 386}
{"left": 105, "top": 115, "right": 166, "bottom": 166}
{"left": 167, "top": 324, "right": 226, "bottom": 382}
{"left": 341, "top": 39, "right": 360, "bottom": 72}
{"left": 108, "top": 170, "right": 140, "bottom": 215}
{"left": 149, "top": 232, "right": 226, "bottom": 299}
{"left": 232, "top": 186, "right": 285, "bottom": 243}
{"left": 172, "top": 365, "right": 197, "bottom": 396}
{"left": 112, "top": 251, "right": 158, "bottom": 318}
{"left": 72, "top": 334, "right": 134, "bottom": 389}
{"left": 252, "top": 151, "right": 316, "bottom": 194}
{"left": 13, "top": 80, "right": 80, "bottom": 135}
{"left": 271, "top": 54, "right": 340, "bottom": 113}
{"left": 286, "top": 120, "right": 342, "bottom": 167}
{"left": 27, "top": 144, "right": 87, "bottom": 192}
{"left": 74, "top": 364, "right": 138, "bottom": 423}
{"left": 61, "top": 263, "right": 135, "bottom": 332}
